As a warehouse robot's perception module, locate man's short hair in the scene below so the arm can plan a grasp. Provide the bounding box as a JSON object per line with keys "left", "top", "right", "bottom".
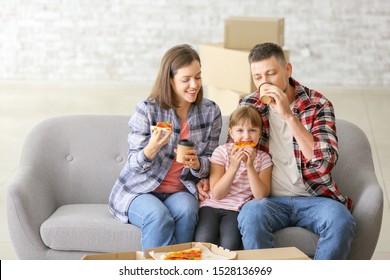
{"left": 248, "top": 42, "right": 286, "bottom": 64}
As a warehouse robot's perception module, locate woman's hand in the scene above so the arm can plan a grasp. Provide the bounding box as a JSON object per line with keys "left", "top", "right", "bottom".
{"left": 144, "top": 129, "right": 172, "bottom": 160}
{"left": 196, "top": 178, "right": 210, "bottom": 202}
{"left": 176, "top": 148, "right": 200, "bottom": 170}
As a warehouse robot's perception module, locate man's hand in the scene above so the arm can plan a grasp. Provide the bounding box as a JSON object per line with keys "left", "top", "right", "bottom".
{"left": 264, "top": 84, "right": 293, "bottom": 121}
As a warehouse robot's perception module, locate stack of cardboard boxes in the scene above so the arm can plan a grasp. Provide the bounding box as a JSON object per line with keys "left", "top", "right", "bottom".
{"left": 199, "top": 17, "right": 287, "bottom": 115}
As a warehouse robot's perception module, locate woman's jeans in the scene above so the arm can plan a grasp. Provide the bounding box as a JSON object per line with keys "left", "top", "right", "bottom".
{"left": 237, "top": 196, "right": 356, "bottom": 260}
{"left": 128, "top": 191, "right": 198, "bottom": 251}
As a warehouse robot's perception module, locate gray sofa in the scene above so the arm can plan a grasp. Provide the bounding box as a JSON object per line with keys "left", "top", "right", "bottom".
{"left": 6, "top": 115, "right": 383, "bottom": 259}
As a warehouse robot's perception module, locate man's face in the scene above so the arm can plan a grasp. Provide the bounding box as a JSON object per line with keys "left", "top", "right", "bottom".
{"left": 250, "top": 56, "right": 292, "bottom": 93}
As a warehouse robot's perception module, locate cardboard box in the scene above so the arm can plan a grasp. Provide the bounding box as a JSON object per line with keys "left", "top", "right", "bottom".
{"left": 82, "top": 242, "right": 236, "bottom": 260}
{"left": 82, "top": 244, "right": 310, "bottom": 260}
{"left": 206, "top": 85, "right": 247, "bottom": 116}
{"left": 224, "top": 17, "right": 284, "bottom": 50}
{"left": 236, "top": 247, "right": 310, "bottom": 260}
{"left": 82, "top": 251, "right": 144, "bottom": 260}
{"left": 145, "top": 242, "right": 237, "bottom": 260}
{"left": 200, "top": 43, "right": 256, "bottom": 93}
{"left": 200, "top": 43, "right": 289, "bottom": 94}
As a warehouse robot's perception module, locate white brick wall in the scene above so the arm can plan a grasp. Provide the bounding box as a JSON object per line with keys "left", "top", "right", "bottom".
{"left": 0, "top": 0, "right": 389, "bottom": 86}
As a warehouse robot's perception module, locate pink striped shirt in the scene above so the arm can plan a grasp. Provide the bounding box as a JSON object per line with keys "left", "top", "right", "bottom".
{"left": 200, "top": 143, "right": 272, "bottom": 211}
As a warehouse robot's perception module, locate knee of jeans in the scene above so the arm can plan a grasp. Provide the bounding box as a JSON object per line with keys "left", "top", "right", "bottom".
{"left": 337, "top": 212, "right": 356, "bottom": 233}
{"left": 146, "top": 207, "right": 174, "bottom": 226}
{"left": 325, "top": 206, "right": 356, "bottom": 234}
{"left": 178, "top": 207, "right": 198, "bottom": 224}
{"left": 238, "top": 199, "right": 269, "bottom": 224}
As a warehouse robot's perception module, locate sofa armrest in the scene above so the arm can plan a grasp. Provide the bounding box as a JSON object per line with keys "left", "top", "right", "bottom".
{"left": 6, "top": 166, "right": 57, "bottom": 259}
{"left": 347, "top": 168, "right": 383, "bottom": 259}
{"left": 333, "top": 119, "right": 384, "bottom": 259}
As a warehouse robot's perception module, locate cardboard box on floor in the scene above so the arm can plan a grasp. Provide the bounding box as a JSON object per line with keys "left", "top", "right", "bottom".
{"left": 199, "top": 43, "right": 256, "bottom": 93}
{"left": 199, "top": 43, "right": 289, "bottom": 93}
{"left": 206, "top": 85, "right": 247, "bottom": 116}
{"left": 224, "top": 17, "right": 284, "bottom": 50}
{"left": 82, "top": 242, "right": 310, "bottom": 260}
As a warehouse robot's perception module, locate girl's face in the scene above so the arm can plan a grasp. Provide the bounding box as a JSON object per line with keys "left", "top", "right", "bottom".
{"left": 170, "top": 60, "right": 202, "bottom": 106}
{"left": 229, "top": 119, "right": 262, "bottom": 144}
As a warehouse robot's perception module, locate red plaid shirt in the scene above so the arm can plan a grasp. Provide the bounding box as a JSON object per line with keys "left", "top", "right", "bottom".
{"left": 239, "top": 78, "right": 353, "bottom": 210}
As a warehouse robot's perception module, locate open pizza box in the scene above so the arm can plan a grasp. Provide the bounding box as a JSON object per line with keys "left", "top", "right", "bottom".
{"left": 82, "top": 242, "right": 236, "bottom": 260}
{"left": 145, "top": 242, "right": 237, "bottom": 260}
{"left": 82, "top": 243, "right": 310, "bottom": 260}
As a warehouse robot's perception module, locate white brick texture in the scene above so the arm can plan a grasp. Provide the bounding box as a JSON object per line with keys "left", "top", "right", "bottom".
{"left": 0, "top": 0, "right": 389, "bottom": 86}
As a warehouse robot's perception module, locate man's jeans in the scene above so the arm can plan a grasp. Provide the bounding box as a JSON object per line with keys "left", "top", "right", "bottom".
{"left": 128, "top": 191, "right": 198, "bottom": 251}
{"left": 237, "top": 196, "right": 356, "bottom": 259}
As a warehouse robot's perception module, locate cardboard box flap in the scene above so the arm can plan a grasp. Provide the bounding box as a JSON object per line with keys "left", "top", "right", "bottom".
{"left": 236, "top": 247, "right": 311, "bottom": 260}
{"left": 82, "top": 251, "right": 144, "bottom": 260}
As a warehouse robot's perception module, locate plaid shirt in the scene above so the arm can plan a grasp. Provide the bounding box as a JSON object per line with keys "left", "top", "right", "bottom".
{"left": 109, "top": 98, "right": 222, "bottom": 223}
{"left": 239, "top": 78, "right": 353, "bottom": 210}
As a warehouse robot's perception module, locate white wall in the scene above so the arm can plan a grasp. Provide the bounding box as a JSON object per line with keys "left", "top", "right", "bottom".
{"left": 1, "top": 0, "right": 389, "bottom": 86}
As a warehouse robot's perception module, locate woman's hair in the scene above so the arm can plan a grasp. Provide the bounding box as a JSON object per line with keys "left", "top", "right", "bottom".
{"left": 248, "top": 42, "right": 286, "bottom": 65}
{"left": 148, "top": 44, "right": 203, "bottom": 110}
{"left": 229, "top": 105, "right": 262, "bottom": 128}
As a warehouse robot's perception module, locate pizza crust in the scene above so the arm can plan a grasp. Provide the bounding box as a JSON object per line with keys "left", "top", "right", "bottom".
{"left": 151, "top": 126, "right": 172, "bottom": 132}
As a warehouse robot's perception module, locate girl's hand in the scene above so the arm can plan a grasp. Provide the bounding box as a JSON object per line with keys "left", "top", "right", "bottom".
{"left": 243, "top": 146, "right": 256, "bottom": 167}
{"left": 230, "top": 147, "right": 245, "bottom": 170}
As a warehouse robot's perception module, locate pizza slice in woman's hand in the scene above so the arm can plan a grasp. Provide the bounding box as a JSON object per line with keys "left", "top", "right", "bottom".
{"left": 151, "top": 121, "right": 172, "bottom": 132}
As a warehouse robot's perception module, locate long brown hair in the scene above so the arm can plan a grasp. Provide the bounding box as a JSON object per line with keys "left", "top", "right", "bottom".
{"left": 148, "top": 44, "right": 204, "bottom": 110}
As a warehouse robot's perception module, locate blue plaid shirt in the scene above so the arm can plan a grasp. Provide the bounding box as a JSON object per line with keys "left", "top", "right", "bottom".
{"left": 109, "top": 98, "right": 222, "bottom": 222}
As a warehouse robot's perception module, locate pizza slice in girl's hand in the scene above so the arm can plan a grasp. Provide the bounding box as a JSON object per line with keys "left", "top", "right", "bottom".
{"left": 163, "top": 248, "right": 202, "bottom": 260}
{"left": 233, "top": 141, "right": 257, "bottom": 149}
{"left": 151, "top": 121, "right": 172, "bottom": 132}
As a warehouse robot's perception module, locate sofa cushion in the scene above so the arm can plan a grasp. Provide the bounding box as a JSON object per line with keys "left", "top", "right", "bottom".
{"left": 40, "top": 204, "right": 141, "bottom": 253}
{"left": 275, "top": 227, "right": 318, "bottom": 257}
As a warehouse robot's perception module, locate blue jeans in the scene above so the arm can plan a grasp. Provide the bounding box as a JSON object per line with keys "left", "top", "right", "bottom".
{"left": 128, "top": 191, "right": 198, "bottom": 251}
{"left": 237, "top": 196, "right": 356, "bottom": 260}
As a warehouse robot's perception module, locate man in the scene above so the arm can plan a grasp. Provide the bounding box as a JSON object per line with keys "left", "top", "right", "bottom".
{"left": 235, "top": 42, "right": 355, "bottom": 259}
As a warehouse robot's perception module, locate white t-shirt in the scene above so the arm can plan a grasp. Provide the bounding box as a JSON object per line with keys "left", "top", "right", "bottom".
{"left": 200, "top": 143, "right": 273, "bottom": 211}
{"left": 268, "top": 103, "right": 309, "bottom": 196}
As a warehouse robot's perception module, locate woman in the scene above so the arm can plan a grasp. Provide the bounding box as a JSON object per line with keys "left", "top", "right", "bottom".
{"left": 109, "top": 44, "right": 222, "bottom": 251}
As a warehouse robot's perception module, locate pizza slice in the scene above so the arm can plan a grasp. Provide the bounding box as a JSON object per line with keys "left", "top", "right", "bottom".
{"left": 234, "top": 141, "right": 257, "bottom": 149}
{"left": 151, "top": 121, "right": 172, "bottom": 132}
{"left": 163, "top": 248, "right": 202, "bottom": 260}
